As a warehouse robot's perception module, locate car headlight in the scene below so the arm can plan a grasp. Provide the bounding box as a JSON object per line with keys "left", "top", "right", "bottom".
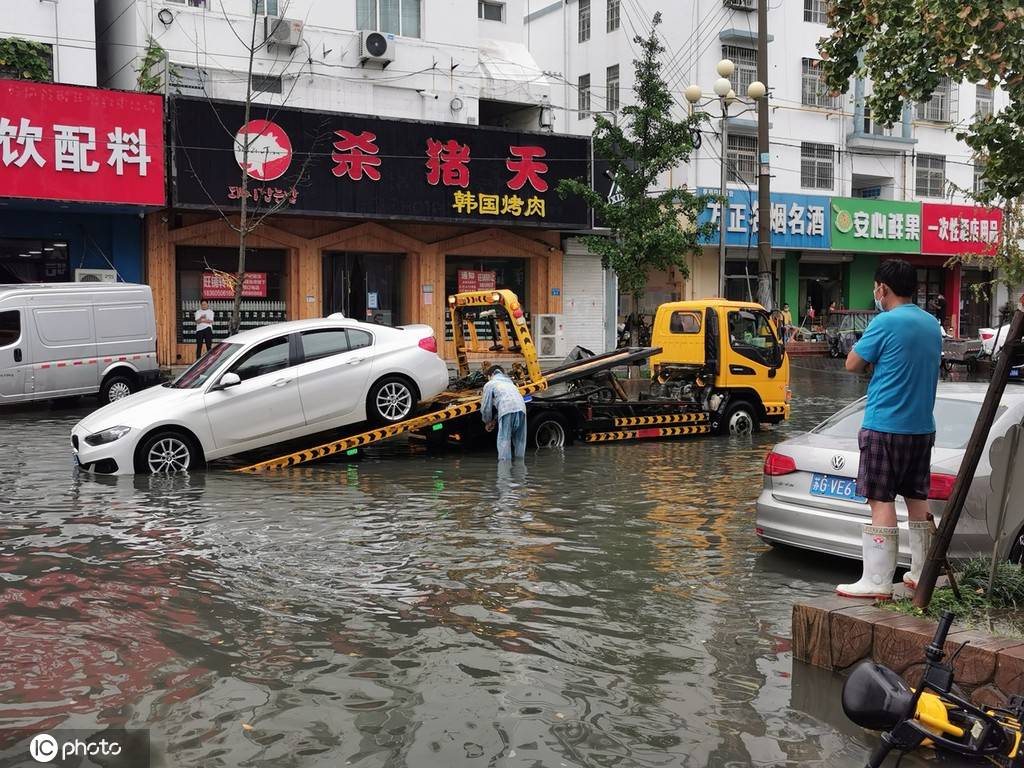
{"left": 84, "top": 425, "right": 131, "bottom": 446}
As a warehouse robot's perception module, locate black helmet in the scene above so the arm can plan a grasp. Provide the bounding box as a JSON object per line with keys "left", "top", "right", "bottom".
{"left": 842, "top": 662, "right": 914, "bottom": 731}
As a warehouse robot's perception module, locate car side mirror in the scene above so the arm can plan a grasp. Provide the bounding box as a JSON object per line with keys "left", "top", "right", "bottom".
{"left": 213, "top": 372, "right": 241, "bottom": 391}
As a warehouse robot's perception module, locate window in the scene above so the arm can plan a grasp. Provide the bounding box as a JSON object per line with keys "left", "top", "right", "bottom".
{"left": 171, "top": 343, "right": 239, "bottom": 389}
{"left": 728, "top": 310, "right": 781, "bottom": 368}
{"left": 605, "top": 64, "right": 620, "bottom": 112}
{"left": 803, "top": 0, "right": 829, "bottom": 22}
{"left": 976, "top": 84, "right": 993, "bottom": 119}
{"left": 478, "top": 1, "right": 504, "bottom": 21}
{"left": 722, "top": 45, "right": 756, "bottom": 97}
{"left": 607, "top": 0, "right": 620, "bottom": 31}
{"left": 726, "top": 134, "right": 757, "bottom": 184}
{"left": 579, "top": 0, "right": 591, "bottom": 42}
{"left": 231, "top": 336, "right": 291, "bottom": 382}
{"left": 916, "top": 78, "right": 951, "bottom": 122}
{"left": 0, "top": 310, "right": 20, "bottom": 347}
{"left": 862, "top": 106, "right": 895, "bottom": 137}
{"left": 916, "top": 153, "right": 946, "bottom": 197}
{"left": 669, "top": 311, "right": 701, "bottom": 334}
{"left": 578, "top": 73, "right": 591, "bottom": 119}
{"left": 801, "top": 142, "right": 834, "bottom": 189}
{"left": 251, "top": 73, "right": 282, "bottom": 94}
{"left": 170, "top": 66, "right": 209, "bottom": 96}
{"left": 801, "top": 58, "right": 838, "bottom": 109}
{"left": 974, "top": 157, "right": 988, "bottom": 195}
{"left": 167, "top": 0, "right": 207, "bottom": 7}
{"left": 357, "top": 0, "right": 421, "bottom": 38}
{"left": 300, "top": 330, "right": 351, "bottom": 363}
{"left": 348, "top": 329, "right": 373, "bottom": 350}
{"left": 0, "top": 43, "right": 52, "bottom": 82}
{"left": 252, "top": 0, "right": 278, "bottom": 15}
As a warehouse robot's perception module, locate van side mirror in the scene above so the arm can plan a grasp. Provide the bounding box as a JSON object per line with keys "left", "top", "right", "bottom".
{"left": 213, "top": 372, "right": 241, "bottom": 391}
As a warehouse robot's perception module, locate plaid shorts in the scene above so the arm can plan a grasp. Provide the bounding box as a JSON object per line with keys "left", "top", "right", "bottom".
{"left": 856, "top": 429, "right": 935, "bottom": 502}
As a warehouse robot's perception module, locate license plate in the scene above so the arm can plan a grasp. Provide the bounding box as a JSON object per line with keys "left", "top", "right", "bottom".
{"left": 810, "top": 473, "right": 866, "bottom": 503}
{"left": 72, "top": 450, "right": 80, "bottom": 467}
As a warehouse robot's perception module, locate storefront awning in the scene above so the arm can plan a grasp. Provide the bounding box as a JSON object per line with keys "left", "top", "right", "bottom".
{"left": 477, "top": 39, "right": 553, "bottom": 105}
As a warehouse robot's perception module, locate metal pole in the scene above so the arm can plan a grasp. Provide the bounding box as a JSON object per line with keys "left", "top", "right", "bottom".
{"left": 756, "top": 0, "right": 773, "bottom": 310}
{"left": 719, "top": 105, "right": 728, "bottom": 298}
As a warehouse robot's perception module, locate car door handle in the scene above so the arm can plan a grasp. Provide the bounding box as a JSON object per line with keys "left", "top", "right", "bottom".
{"left": 272, "top": 378, "right": 292, "bottom": 387}
{"left": 346, "top": 358, "right": 364, "bottom": 365}
{"left": 13, "top": 348, "right": 21, "bottom": 363}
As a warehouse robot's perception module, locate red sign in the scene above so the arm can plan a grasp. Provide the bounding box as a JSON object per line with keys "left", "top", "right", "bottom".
{"left": 202, "top": 272, "right": 267, "bottom": 299}
{"left": 0, "top": 80, "right": 164, "bottom": 206}
{"left": 457, "top": 269, "right": 497, "bottom": 293}
{"left": 921, "top": 203, "right": 1002, "bottom": 256}
{"left": 234, "top": 119, "right": 292, "bottom": 181}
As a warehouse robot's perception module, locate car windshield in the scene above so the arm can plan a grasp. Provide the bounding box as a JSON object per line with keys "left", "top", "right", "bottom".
{"left": 813, "top": 397, "right": 1003, "bottom": 450}
{"left": 169, "top": 343, "right": 240, "bottom": 389}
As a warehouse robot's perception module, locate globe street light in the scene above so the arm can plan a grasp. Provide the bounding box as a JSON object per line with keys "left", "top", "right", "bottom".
{"left": 686, "top": 60, "right": 766, "bottom": 298}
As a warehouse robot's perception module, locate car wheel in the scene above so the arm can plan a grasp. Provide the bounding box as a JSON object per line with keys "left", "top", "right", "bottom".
{"left": 368, "top": 376, "right": 417, "bottom": 425}
{"left": 100, "top": 373, "right": 136, "bottom": 404}
{"left": 720, "top": 401, "right": 759, "bottom": 436}
{"left": 529, "top": 412, "right": 570, "bottom": 449}
{"left": 135, "top": 431, "right": 202, "bottom": 474}
{"left": 1009, "top": 528, "right": 1024, "bottom": 565}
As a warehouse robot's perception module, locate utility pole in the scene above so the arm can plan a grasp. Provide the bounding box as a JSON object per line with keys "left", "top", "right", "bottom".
{"left": 756, "top": 0, "right": 773, "bottom": 310}
{"left": 719, "top": 112, "right": 729, "bottom": 297}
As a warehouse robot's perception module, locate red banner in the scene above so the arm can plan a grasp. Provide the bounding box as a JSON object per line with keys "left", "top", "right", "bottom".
{"left": 202, "top": 272, "right": 267, "bottom": 299}
{"left": 921, "top": 203, "right": 1002, "bottom": 256}
{"left": 0, "top": 80, "right": 165, "bottom": 206}
{"left": 456, "top": 269, "right": 497, "bottom": 293}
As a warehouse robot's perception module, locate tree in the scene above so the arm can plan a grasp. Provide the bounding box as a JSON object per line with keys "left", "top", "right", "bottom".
{"left": 558, "top": 12, "right": 713, "bottom": 345}
{"left": 0, "top": 37, "right": 55, "bottom": 82}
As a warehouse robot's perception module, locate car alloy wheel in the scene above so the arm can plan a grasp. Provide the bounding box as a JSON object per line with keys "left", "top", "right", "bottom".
{"left": 376, "top": 381, "right": 413, "bottom": 422}
{"left": 107, "top": 381, "right": 133, "bottom": 401}
{"left": 147, "top": 437, "right": 192, "bottom": 474}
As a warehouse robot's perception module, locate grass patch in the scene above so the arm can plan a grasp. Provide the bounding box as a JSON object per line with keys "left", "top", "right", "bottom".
{"left": 887, "top": 558, "right": 1024, "bottom": 639}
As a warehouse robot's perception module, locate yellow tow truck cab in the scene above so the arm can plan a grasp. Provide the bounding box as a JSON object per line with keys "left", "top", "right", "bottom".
{"left": 649, "top": 299, "right": 791, "bottom": 433}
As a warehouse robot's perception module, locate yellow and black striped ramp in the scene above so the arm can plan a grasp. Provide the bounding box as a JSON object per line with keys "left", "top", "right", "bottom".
{"left": 237, "top": 380, "right": 548, "bottom": 472}
{"left": 612, "top": 413, "right": 708, "bottom": 428}
{"left": 584, "top": 424, "right": 711, "bottom": 443}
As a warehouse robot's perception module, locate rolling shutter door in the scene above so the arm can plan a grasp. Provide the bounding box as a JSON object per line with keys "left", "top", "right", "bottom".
{"left": 562, "top": 241, "right": 606, "bottom": 353}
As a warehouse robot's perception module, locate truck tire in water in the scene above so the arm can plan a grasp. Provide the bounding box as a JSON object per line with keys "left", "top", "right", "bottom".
{"left": 719, "top": 401, "right": 759, "bottom": 436}
{"left": 528, "top": 412, "right": 570, "bottom": 449}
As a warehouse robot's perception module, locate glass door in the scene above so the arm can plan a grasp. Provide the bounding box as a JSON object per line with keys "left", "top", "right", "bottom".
{"left": 322, "top": 252, "right": 403, "bottom": 325}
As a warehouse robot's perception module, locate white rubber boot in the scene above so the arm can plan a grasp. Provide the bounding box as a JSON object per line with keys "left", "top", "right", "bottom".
{"left": 903, "top": 520, "right": 933, "bottom": 589}
{"left": 836, "top": 525, "right": 898, "bottom": 599}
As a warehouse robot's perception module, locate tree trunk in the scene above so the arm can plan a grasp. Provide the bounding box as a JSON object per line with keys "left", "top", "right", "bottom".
{"left": 230, "top": 13, "right": 260, "bottom": 335}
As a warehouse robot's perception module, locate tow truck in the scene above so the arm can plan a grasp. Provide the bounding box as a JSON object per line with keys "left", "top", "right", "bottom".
{"left": 237, "top": 291, "right": 790, "bottom": 472}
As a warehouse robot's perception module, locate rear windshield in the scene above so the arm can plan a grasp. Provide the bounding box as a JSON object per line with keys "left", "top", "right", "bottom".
{"left": 813, "top": 397, "right": 1003, "bottom": 450}
{"left": 169, "top": 343, "right": 239, "bottom": 389}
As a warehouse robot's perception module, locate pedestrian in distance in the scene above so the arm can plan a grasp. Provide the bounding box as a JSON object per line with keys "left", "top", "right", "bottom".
{"left": 837, "top": 258, "right": 943, "bottom": 599}
{"left": 195, "top": 300, "right": 215, "bottom": 359}
{"left": 481, "top": 364, "right": 527, "bottom": 461}
{"left": 781, "top": 302, "right": 794, "bottom": 341}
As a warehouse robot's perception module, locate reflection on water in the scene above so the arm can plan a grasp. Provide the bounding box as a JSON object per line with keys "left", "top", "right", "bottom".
{"left": 0, "top": 367, "right": 896, "bottom": 766}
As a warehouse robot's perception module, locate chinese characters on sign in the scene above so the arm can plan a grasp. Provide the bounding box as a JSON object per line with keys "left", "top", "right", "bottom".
{"left": 921, "top": 203, "right": 1003, "bottom": 256}
{"left": 830, "top": 198, "right": 922, "bottom": 254}
{"left": 697, "top": 188, "right": 832, "bottom": 249}
{"left": 331, "top": 130, "right": 382, "bottom": 181}
{"left": 0, "top": 80, "right": 164, "bottom": 205}
{"left": 456, "top": 269, "right": 497, "bottom": 293}
{"left": 202, "top": 272, "right": 268, "bottom": 300}
{"left": 227, "top": 186, "right": 299, "bottom": 205}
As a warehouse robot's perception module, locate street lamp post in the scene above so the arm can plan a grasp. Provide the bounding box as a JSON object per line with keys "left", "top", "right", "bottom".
{"left": 686, "top": 63, "right": 766, "bottom": 299}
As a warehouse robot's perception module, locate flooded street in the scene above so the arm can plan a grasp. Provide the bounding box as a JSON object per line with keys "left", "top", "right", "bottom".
{"left": 0, "top": 365, "right": 931, "bottom": 766}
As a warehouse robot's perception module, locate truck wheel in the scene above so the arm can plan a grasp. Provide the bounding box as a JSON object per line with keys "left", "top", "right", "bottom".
{"left": 367, "top": 376, "right": 418, "bottom": 425}
{"left": 529, "top": 412, "right": 570, "bottom": 449}
{"left": 719, "top": 401, "right": 759, "bottom": 436}
{"left": 100, "top": 372, "right": 137, "bottom": 404}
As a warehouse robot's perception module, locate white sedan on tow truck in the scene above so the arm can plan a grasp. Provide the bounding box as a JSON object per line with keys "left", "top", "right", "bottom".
{"left": 71, "top": 317, "right": 449, "bottom": 474}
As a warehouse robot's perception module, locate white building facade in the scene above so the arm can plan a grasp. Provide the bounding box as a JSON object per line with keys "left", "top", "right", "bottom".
{"left": 0, "top": 0, "right": 97, "bottom": 85}
{"left": 526, "top": 0, "right": 1011, "bottom": 336}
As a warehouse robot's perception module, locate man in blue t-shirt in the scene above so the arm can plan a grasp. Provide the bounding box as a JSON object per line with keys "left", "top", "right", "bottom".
{"left": 836, "top": 259, "right": 942, "bottom": 599}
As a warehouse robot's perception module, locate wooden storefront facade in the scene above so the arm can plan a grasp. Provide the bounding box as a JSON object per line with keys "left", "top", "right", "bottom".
{"left": 147, "top": 212, "right": 565, "bottom": 368}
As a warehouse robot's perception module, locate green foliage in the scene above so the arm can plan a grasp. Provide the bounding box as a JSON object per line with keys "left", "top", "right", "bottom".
{"left": 137, "top": 37, "right": 171, "bottom": 93}
{"left": 558, "top": 12, "right": 713, "bottom": 307}
{"left": 0, "top": 37, "right": 53, "bottom": 82}
{"left": 889, "top": 558, "right": 1024, "bottom": 636}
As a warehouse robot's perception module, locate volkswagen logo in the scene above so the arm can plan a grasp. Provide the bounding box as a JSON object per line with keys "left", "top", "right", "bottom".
{"left": 831, "top": 455, "right": 846, "bottom": 471}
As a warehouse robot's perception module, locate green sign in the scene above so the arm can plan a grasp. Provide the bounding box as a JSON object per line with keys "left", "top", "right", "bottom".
{"left": 830, "top": 198, "right": 922, "bottom": 253}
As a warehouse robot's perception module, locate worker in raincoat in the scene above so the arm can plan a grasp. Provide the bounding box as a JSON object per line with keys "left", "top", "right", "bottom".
{"left": 481, "top": 365, "right": 527, "bottom": 461}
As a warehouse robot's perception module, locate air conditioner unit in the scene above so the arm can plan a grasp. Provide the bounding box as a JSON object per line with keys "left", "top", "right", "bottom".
{"left": 360, "top": 30, "right": 394, "bottom": 67}
{"left": 533, "top": 314, "right": 565, "bottom": 359}
{"left": 265, "top": 17, "right": 303, "bottom": 49}
{"left": 723, "top": 0, "right": 756, "bottom": 9}
{"left": 74, "top": 268, "right": 118, "bottom": 283}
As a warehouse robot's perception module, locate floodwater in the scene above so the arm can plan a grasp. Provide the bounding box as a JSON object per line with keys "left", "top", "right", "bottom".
{"left": 0, "top": 364, "right": 933, "bottom": 767}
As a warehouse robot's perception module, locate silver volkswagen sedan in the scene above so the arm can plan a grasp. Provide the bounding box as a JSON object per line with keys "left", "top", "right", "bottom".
{"left": 756, "top": 383, "right": 1024, "bottom": 565}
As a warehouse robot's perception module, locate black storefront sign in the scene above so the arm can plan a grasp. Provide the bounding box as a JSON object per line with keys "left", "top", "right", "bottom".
{"left": 171, "top": 97, "right": 591, "bottom": 229}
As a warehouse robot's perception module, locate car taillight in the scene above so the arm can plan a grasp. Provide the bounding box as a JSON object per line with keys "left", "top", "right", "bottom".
{"left": 763, "top": 451, "right": 797, "bottom": 476}
{"left": 418, "top": 336, "right": 438, "bottom": 353}
{"left": 928, "top": 473, "right": 957, "bottom": 500}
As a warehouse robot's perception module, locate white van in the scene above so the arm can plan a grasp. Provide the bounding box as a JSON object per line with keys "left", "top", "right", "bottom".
{"left": 0, "top": 283, "right": 160, "bottom": 406}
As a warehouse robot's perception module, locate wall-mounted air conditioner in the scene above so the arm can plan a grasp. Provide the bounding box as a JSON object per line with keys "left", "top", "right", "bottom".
{"left": 360, "top": 30, "right": 394, "bottom": 67}
{"left": 74, "top": 268, "right": 119, "bottom": 283}
{"left": 265, "top": 17, "right": 303, "bottom": 49}
{"left": 533, "top": 314, "right": 565, "bottom": 358}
